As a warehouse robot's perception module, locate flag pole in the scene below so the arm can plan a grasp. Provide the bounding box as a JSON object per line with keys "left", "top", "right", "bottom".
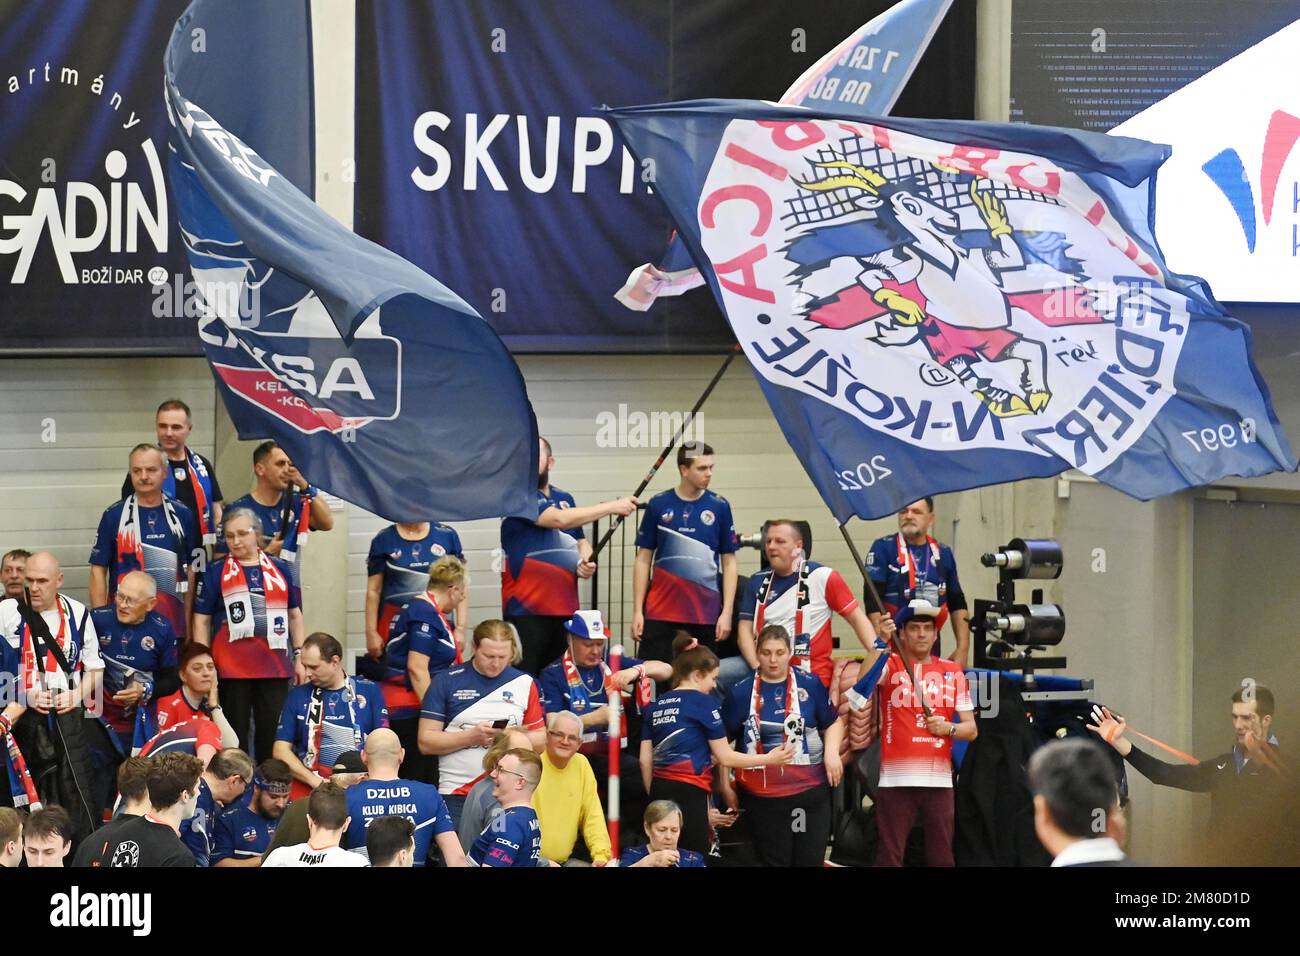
{"left": 837, "top": 520, "right": 931, "bottom": 717}
{"left": 591, "top": 345, "right": 742, "bottom": 558}
{"left": 607, "top": 643, "right": 624, "bottom": 865}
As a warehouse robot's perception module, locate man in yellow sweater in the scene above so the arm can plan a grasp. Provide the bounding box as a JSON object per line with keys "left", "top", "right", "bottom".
{"left": 533, "top": 710, "right": 612, "bottom": 865}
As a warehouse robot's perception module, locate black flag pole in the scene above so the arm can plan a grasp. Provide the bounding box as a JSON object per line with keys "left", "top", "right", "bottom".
{"left": 592, "top": 345, "right": 742, "bottom": 558}
{"left": 838, "top": 519, "right": 931, "bottom": 717}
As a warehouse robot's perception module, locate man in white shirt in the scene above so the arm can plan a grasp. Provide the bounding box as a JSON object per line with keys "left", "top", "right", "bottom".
{"left": 263, "top": 781, "right": 367, "bottom": 867}
{"left": 1028, "top": 738, "right": 1131, "bottom": 867}
{"left": 0, "top": 552, "right": 103, "bottom": 840}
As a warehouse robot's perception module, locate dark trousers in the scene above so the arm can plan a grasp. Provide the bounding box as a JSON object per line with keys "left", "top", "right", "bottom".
{"left": 639, "top": 620, "right": 715, "bottom": 694}
{"left": 390, "top": 715, "right": 437, "bottom": 786}
{"left": 588, "top": 749, "right": 648, "bottom": 838}
{"left": 740, "top": 784, "right": 832, "bottom": 867}
{"left": 648, "top": 777, "right": 712, "bottom": 855}
{"left": 507, "top": 615, "right": 570, "bottom": 676}
{"left": 875, "top": 786, "right": 955, "bottom": 867}
{"left": 84, "top": 719, "right": 132, "bottom": 816}
{"left": 221, "top": 678, "right": 289, "bottom": 761}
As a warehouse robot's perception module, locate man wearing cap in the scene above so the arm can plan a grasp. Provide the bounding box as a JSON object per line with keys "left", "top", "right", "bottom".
{"left": 262, "top": 749, "right": 368, "bottom": 860}
{"left": 537, "top": 610, "right": 670, "bottom": 820}
{"left": 873, "top": 599, "right": 976, "bottom": 867}
{"left": 865, "top": 498, "right": 971, "bottom": 667}
{"left": 211, "top": 758, "right": 293, "bottom": 866}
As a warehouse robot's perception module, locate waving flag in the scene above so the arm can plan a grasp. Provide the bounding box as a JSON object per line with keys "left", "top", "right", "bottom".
{"left": 607, "top": 100, "right": 1296, "bottom": 521}
{"left": 616, "top": 0, "right": 954, "bottom": 311}
{"left": 164, "top": 0, "right": 537, "bottom": 522}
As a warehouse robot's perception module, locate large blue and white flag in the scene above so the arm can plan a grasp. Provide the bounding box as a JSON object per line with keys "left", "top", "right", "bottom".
{"left": 616, "top": 0, "right": 954, "bottom": 310}
{"left": 607, "top": 100, "right": 1296, "bottom": 521}
{"left": 164, "top": 0, "right": 537, "bottom": 522}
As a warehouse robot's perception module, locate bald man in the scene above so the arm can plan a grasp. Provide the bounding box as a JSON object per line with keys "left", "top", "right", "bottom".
{"left": 342, "top": 728, "right": 467, "bottom": 866}
{"left": 86, "top": 569, "right": 181, "bottom": 812}
{"left": 0, "top": 552, "right": 102, "bottom": 839}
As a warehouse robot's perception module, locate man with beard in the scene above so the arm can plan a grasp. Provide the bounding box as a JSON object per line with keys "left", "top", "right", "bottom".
{"left": 211, "top": 758, "right": 293, "bottom": 866}
{"left": 499, "top": 436, "right": 637, "bottom": 674}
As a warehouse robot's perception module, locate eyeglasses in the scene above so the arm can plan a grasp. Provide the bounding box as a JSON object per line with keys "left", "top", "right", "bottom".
{"left": 492, "top": 766, "right": 525, "bottom": 781}
{"left": 114, "top": 592, "right": 149, "bottom": 606}
{"left": 547, "top": 730, "right": 582, "bottom": 744}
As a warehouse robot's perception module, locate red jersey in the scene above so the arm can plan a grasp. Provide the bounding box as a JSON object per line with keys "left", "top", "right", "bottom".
{"left": 154, "top": 689, "right": 212, "bottom": 733}
{"left": 877, "top": 654, "right": 972, "bottom": 788}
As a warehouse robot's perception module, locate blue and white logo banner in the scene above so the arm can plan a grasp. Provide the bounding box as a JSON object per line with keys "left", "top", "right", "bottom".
{"left": 165, "top": 0, "right": 537, "bottom": 522}
{"left": 607, "top": 100, "right": 1296, "bottom": 521}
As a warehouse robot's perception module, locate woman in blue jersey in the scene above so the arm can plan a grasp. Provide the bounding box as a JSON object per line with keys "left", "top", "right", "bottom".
{"left": 621, "top": 800, "right": 706, "bottom": 867}
{"left": 385, "top": 557, "right": 468, "bottom": 782}
{"left": 641, "top": 633, "right": 793, "bottom": 855}
{"left": 723, "top": 624, "right": 846, "bottom": 867}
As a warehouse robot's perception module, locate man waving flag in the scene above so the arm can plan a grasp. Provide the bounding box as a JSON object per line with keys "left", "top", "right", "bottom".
{"left": 606, "top": 101, "right": 1295, "bottom": 520}
{"left": 164, "top": 0, "right": 537, "bottom": 523}
{"left": 616, "top": 0, "right": 955, "bottom": 311}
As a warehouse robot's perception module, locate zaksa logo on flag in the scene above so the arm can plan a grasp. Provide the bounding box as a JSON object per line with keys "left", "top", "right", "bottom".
{"left": 1202, "top": 110, "right": 1300, "bottom": 253}
{"left": 697, "top": 119, "right": 1190, "bottom": 477}
{"left": 191, "top": 237, "right": 401, "bottom": 436}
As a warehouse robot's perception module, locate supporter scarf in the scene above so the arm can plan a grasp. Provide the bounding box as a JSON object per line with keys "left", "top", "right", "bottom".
{"left": 19, "top": 595, "right": 81, "bottom": 694}
{"left": 96, "top": 655, "right": 158, "bottom": 757}
{"left": 893, "top": 533, "right": 949, "bottom": 632}
{"left": 561, "top": 648, "right": 652, "bottom": 748}
{"left": 745, "top": 669, "right": 811, "bottom": 765}
{"left": 163, "top": 447, "right": 216, "bottom": 544}
{"left": 4, "top": 734, "right": 41, "bottom": 809}
{"left": 278, "top": 490, "right": 313, "bottom": 568}
{"left": 754, "top": 555, "right": 813, "bottom": 672}
{"left": 115, "top": 494, "right": 189, "bottom": 595}
{"left": 421, "top": 591, "right": 463, "bottom": 665}
{"left": 303, "top": 678, "right": 360, "bottom": 775}
{"left": 219, "top": 552, "right": 289, "bottom": 645}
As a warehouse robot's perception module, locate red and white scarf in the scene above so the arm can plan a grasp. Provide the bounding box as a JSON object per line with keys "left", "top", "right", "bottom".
{"left": 894, "top": 533, "right": 949, "bottom": 632}
{"left": 19, "top": 596, "right": 80, "bottom": 694}
{"left": 220, "top": 552, "right": 289, "bottom": 646}
{"left": 163, "top": 447, "right": 216, "bottom": 544}
{"left": 116, "top": 494, "right": 188, "bottom": 594}
{"left": 561, "top": 648, "right": 652, "bottom": 748}
{"left": 744, "top": 669, "right": 811, "bottom": 765}
{"left": 754, "top": 552, "right": 813, "bottom": 673}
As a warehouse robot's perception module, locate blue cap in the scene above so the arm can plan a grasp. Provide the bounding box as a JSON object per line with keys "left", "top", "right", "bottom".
{"left": 893, "top": 598, "right": 941, "bottom": 630}
{"left": 563, "top": 610, "right": 607, "bottom": 640}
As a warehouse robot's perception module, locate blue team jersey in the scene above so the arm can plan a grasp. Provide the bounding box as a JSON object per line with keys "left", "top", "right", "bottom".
{"left": 274, "top": 678, "right": 388, "bottom": 769}
{"left": 469, "top": 805, "right": 542, "bottom": 867}
{"left": 181, "top": 777, "right": 217, "bottom": 867}
{"left": 90, "top": 607, "right": 178, "bottom": 733}
{"left": 342, "top": 778, "right": 455, "bottom": 867}
{"left": 219, "top": 492, "right": 311, "bottom": 587}
{"left": 212, "top": 802, "right": 279, "bottom": 864}
{"left": 385, "top": 597, "right": 459, "bottom": 720}
{"left": 367, "top": 524, "right": 464, "bottom": 637}
{"left": 536, "top": 654, "right": 645, "bottom": 752}
{"left": 635, "top": 489, "right": 736, "bottom": 626}
{"left": 723, "top": 671, "right": 837, "bottom": 797}
{"left": 620, "top": 844, "right": 706, "bottom": 867}
{"left": 645, "top": 689, "right": 726, "bottom": 790}
{"left": 89, "top": 497, "right": 200, "bottom": 641}
{"left": 500, "top": 487, "right": 584, "bottom": 617}
{"left": 866, "top": 535, "right": 962, "bottom": 616}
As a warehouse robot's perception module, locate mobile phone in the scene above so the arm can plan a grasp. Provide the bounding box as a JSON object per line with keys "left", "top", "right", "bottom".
{"left": 492, "top": 718, "right": 510, "bottom": 729}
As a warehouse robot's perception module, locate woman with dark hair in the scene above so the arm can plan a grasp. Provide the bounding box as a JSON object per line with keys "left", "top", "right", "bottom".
{"left": 640, "top": 632, "right": 792, "bottom": 854}
{"left": 723, "top": 624, "right": 846, "bottom": 866}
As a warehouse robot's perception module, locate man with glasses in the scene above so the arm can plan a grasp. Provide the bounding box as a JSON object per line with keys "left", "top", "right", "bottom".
{"left": 180, "top": 747, "right": 253, "bottom": 867}
{"left": 87, "top": 570, "right": 180, "bottom": 813}
{"left": 91, "top": 444, "right": 201, "bottom": 643}
{"left": 532, "top": 710, "right": 611, "bottom": 866}
{"left": 468, "top": 747, "right": 545, "bottom": 867}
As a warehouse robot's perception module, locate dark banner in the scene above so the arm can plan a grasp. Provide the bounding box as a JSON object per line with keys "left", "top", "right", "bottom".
{"left": 0, "top": 0, "right": 195, "bottom": 353}
{"left": 354, "top": 0, "right": 975, "bottom": 352}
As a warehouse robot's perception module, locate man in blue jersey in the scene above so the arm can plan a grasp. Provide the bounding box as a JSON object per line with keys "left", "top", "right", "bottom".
{"left": 211, "top": 757, "right": 292, "bottom": 866}
{"left": 120, "top": 400, "right": 224, "bottom": 548}
{"left": 632, "top": 442, "right": 738, "bottom": 670}
{"left": 181, "top": 747, "right": 253, "bottom": 866}
{"left": 273, "top": 633, "right": 388, "bottom": 798}
{"left": 501, "top": 436, "right": 638, "bottom": 674}
{"left": 342, "top": 727, "right": 467, "bottom": 866}
{"left": 90, "top": 444, "right": 201, "bottom": 643}
{"left": 865, "top": 498, "right": 970, "bottom": 666}
{"left": 219, "top": 440, "right": 334, "bottom": 589}
{"left": 468, "top": 748, "right": 545, "bottom": 867}
{"left": 85, "top": 570, "right": 180, "bottom": 812}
